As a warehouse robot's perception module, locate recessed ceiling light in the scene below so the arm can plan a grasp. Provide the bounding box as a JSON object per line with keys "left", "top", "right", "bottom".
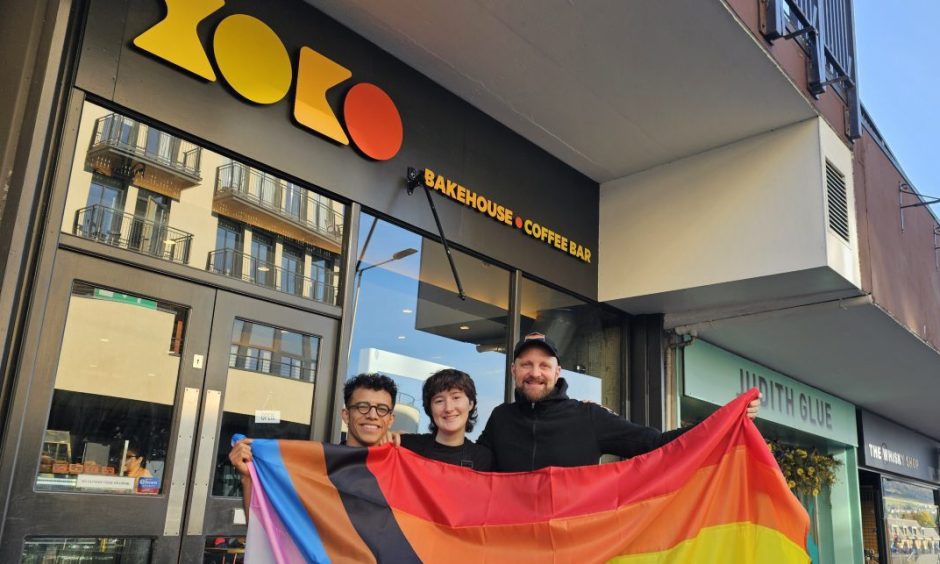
{"left": 402, "top": 308, "right": 413, "bottom": 314}
{"left": 99, "top": 338, "right": 110, "bottom": 342}
{"left": 459, "top": 325, "right": 470, "bottom": 331}
{"left": 397, "top": 335, "right": 406, "bottom": 340}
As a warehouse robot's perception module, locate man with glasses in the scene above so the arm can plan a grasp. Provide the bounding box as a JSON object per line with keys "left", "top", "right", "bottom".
{"left": 228, "top": 373, "right": 398, "bottom": 516}
{"left": 338, "top": 373, "right": 398, "bottom": 447}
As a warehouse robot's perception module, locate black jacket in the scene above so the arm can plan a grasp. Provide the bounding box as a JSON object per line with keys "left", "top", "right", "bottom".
{"left": 478, "top": 378, "right": 687, "bottom": 472}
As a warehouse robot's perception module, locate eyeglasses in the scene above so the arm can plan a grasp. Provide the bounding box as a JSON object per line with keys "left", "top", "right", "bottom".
{"left": 348, "top": 402, "right": 393, "bottom": 417}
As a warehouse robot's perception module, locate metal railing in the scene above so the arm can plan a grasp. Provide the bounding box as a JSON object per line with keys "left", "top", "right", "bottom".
{"left": 206, "top": 248, "right": 338, "bottom": 305}
{"left": 228, "top": 352, "right": 317, "bottom": 383}
{"left": 215, "top": 163, "right": 344, "bottom": 244}
{"left": 764, "top": 0, "right": 860, "bottom": 139}
{"left": 89, "top": 113, "right": 202, "bottom": 178}
{"left": 73, "top": 205, "right": 193, "bottom": 264}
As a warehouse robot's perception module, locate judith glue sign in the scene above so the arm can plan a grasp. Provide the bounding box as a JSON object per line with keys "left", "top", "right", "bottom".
{"left": 683, "top": 340, "right": 857, "bottom": 446}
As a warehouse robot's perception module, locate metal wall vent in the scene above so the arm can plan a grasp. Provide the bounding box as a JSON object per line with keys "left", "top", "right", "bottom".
{"left": 826, "top": 161, "right": 850, "bottom": 242}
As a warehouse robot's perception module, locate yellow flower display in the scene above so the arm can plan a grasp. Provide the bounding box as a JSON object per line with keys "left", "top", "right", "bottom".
{"left": 767, "top": 441, "right": 841, "bottom": 498}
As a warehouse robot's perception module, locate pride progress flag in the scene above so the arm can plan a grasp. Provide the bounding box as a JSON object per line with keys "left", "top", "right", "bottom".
{"left": 245, "top": 389, "right": 809, "bottom": 563}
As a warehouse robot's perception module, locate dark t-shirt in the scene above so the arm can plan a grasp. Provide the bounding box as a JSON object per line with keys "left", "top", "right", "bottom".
{"left": 400, "top": 434, "right": 493, "bottom": 471}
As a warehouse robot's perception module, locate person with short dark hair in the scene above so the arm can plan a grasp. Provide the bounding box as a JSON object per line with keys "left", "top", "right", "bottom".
{"left": 400, "top": 368, "right": 492, "bottom": 470}
{"left": 340, "top": 373, "right": 399, "bottom": 447}
{"left": 123, "top": 445, "right": 151, "bottom": 479}
{"left": 229, "top": 373, "right": 400, "bottom": 516}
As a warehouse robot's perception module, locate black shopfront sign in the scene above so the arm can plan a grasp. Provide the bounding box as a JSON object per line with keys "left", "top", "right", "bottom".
{"left": 859, "top": 410, "right": 940, "bottom": 484}
{"left": 74, "top": 0, "right": 600, "bottom": 298}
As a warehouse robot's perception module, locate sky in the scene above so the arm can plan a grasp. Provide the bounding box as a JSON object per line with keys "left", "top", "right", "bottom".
{"left": 854, "top": 1, "right": 940, "bottom": 210}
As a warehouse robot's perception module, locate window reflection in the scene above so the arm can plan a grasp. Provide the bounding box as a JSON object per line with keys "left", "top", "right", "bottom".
{"left": 883, "top": 479, "right": 940, "bottom": 559}
{"left": 214, "top": 320, "right": 320, "bottom": 497}
{"left": 348, "top": 215, "right": 510, "bottom": 439}
{"left": 22, "top": 537, "right": 151, "bottom": 563}
{"left": 37, "top": 283, "right": 185, "bottom": 495}
{"left": 520, "top": 278, "right": 623, "bottom": 410}
{"left": 62, "top": 102, "right": 344, "bottom": 305}
{"left": 204, "top": 536, "right": 246, "bottom": 563}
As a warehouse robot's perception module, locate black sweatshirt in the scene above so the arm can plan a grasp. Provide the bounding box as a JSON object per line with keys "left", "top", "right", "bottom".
{"left": 400, "top": 434, "right": 493, "bottom": 471}
{"left": 477, "top": 378, "right": 688, "bottom": 472}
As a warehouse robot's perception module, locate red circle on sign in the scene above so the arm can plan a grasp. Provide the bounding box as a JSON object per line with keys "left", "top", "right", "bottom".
{"left": 344, "top": 83, "right": 403, "bottom": 161}
{"left": 514, "top": 216, "right": 523, "bottom": 229}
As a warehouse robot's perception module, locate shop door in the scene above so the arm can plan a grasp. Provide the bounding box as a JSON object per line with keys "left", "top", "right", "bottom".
{"left": 2, "top": 251, "right": 338, "bottom": 563}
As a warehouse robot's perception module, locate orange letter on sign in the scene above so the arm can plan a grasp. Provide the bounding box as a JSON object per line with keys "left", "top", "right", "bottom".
{"left": 133, "top": 0, "right": 224, "bottom": 81}
{"left": 293, "top": 46, "right": 351, "bottom": 145}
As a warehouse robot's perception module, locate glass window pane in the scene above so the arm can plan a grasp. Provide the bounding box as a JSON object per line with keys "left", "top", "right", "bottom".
{"left": 22, "top": 537, "right": 152, "bottom": 563}
{"left": 205, "top": 536, "right": 246, "bottom": 563}
{"left": 348, "top": 215, "right": 510, "bottom": 440}
{"left": 213, "top": 320, "right": 320, "bottom": 497}
{"left": 520, "top": 278, "right": 623, "bottom": 411}
{"left": 883, "top": 479, "right": 940, "bottom": 557}
{"left": 62, "top": 101, "right": 344, "bottom": 305}
{"left": 37, "top": 283, "right": 184, "bottom": 495}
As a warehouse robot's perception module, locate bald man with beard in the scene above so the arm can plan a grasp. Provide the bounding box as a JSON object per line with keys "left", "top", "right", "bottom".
{"left": 477, "top": 333, "right": 761, "bottom": 472}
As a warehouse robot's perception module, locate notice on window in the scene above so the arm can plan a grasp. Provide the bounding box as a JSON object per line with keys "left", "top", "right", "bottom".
{"left": 76, "top": 474, "right": 135, "bottom": 493}
{"left": 255, "top": 410, "right": 281, "bottom": 424}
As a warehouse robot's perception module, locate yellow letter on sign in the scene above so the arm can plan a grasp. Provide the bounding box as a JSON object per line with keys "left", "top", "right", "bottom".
{"left": 133, "top": 0, "right": 224, "bottom": 81}
{"left": 213, "top": 14, "right": 292, "bottom": 104}
{"left": 293, "top": 46, "right": 351, "bottom": 145}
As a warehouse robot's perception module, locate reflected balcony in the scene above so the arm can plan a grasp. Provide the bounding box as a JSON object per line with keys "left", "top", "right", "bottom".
{"left": 206, "top": 248, "right": 338, "bottom": 305}
{"left": 73, "top": 205, "right": 193, "bottom": 264}
{"left": 85, "top": 114, "right": 202, "bottom": 200}
{"left": 213, "top": 163, "right": 344, "bottom": 254}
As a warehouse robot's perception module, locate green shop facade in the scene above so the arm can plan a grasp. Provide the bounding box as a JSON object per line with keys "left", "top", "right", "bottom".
{"left": 678, "top": 339, "right": 864, "bottom": 563}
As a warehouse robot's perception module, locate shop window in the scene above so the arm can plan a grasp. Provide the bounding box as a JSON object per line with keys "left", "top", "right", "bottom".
{"left": 883, "top": 478, "right": 940, "bottom": 558}
{"left": 520, "top": 277, "right": 623, "bottom": 411}
{"left": 213, "top": 320, "right": 320, "bottom": 497}
{"left": 61, "top": 101, "right": 345, "bottom": 304}
{"left": 347, "top": 214, "right": 510, "bottom": 439}
{"left": 204, "top": 536, "right": 245, "bottom": 563}
{"left": 36, "top": 283, "right": 186, "bottom": 496}
{"left": 21, "top": 537, "right": 151, "bottom": 563}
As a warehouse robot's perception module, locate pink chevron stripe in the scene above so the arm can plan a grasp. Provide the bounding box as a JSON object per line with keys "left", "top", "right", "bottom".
{"left": 245, "top": 463, "right": 308, "bottom": 564}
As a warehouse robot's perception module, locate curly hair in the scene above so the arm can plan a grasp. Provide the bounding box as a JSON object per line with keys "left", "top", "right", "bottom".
{"left": 344, "top": 373, "right": 398, "bottom": 407}
{"left": 422, "top": 369, "right": 478, "bottom": 433}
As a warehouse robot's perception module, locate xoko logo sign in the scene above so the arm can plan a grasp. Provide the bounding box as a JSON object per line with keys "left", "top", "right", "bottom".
{"left": 134, "top": 0, "right": 403, "bottom": 160}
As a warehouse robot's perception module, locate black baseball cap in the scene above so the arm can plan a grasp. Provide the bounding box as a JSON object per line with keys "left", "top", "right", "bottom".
{"left": 512, "top": 332, "right": 559, "bottom": 360}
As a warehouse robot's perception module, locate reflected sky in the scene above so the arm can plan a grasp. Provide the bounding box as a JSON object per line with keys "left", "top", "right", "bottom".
{"left": 348, "top": 216, "right": 605, "bottom": 439}
{"left": 348, "top": 216, "right": 507, "bottom": 439}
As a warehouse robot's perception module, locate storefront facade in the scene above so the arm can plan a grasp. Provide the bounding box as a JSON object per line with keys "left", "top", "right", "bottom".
{"left": 857, "top": 410, "right": 940, "bottom": 563}
{"left": 0, "top": 0, "right": 635, "bottom": 561}
{"left": 678, "top": 339, "right": 864, "bottom": 564}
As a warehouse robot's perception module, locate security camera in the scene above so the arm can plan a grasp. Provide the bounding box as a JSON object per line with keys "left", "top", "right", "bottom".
{"left": 406, "top": 166, "right": 421, "bottom": 194}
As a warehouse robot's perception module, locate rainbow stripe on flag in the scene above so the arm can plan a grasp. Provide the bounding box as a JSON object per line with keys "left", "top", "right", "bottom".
{"left": 245, "top": 389, "right": 809, "bottom": 563}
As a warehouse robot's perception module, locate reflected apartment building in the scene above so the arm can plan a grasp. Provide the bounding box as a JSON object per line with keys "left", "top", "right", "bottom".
{"left": 62, "top": 103, "right": 344, "bottom": 305}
